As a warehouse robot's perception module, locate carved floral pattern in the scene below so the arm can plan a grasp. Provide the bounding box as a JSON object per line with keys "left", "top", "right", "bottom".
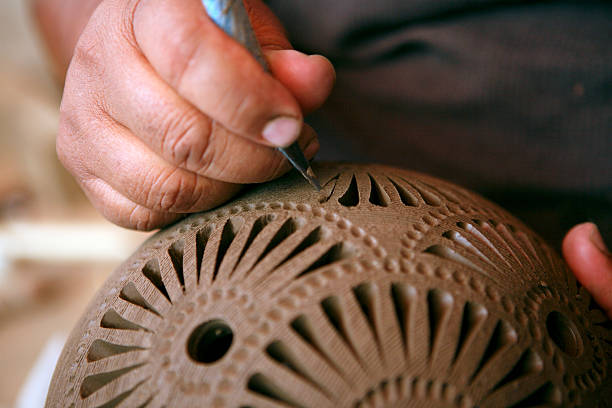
{"left": 46, "top": 164, "right": 611, "bottom": 408}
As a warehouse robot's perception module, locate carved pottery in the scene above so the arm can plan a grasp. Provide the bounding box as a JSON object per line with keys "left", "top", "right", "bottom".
{"left": 46, "top": 163, "right": 611, "bottom": 407}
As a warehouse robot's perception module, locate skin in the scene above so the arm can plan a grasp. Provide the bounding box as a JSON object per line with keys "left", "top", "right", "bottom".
{"left": 33, "top": 0, "right": 611, "bottom": 317}
{"left": 34, "top": 0, "right": 335, "bottom": 230}
{"left": 563, "top": 223, "right": 612, "bottom": 318}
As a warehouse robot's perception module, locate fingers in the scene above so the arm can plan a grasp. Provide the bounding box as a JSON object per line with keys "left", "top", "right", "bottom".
{"left": 58, "top": 109, "right": 242, "bottom": 214}
{"left": 132, "top": 0, "right": 303, "bottom": 147}
{"left": 80, "top": 178, "right": 185, "bottom": 231}
{"left": 265, "top": 50, "right": 336, "bottom": 114}
{"left": 58, "top": 0, "right": 331, "bottom": 230}
{"left": 244, "top": 0, "right": 336, "bottom": 113}
{"left": 243, "top": 0, "right": 291, "bottom": 50}
{"left": 563, "top": 222, "right": 612, "bottom": 318}
{"left": 100, "top": 48, "right": 318, "bottom": 183}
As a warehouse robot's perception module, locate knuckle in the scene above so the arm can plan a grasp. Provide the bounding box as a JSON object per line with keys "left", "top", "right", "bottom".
{"left": 190, "top": 123, "right": 288, "bottom": 184}
{"left": 126, "top": 207, "right": 161, "bottom": 231}
{"left": 159, "top": 109, "right": 212, "bottom": 169}
{"left": 195, "top": 123, "right": 230, "bottom": 176}
{"left": 70, "top": 1, "right": 135, "bottom": 82}
{"left": 144, "top": 168, "right": 202, "bottom": 213}
{"left": 80, "top": 177, "right": 167, "bottom": 231}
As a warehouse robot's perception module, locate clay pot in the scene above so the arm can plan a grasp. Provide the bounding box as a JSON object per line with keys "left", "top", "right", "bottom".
{"left": 46, "top": 163, "right": 611, "bottom": 407}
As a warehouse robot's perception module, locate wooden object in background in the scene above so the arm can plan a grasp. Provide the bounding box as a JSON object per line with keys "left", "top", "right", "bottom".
{"left": 46, "top": 163, "right": 611, "bottom": 407}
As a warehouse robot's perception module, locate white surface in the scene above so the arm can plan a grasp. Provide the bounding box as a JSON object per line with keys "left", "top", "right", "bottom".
{"left": 15, "top": 334, "right": 66, "bottom": 408}
{"left": 0, "top": 221, "right": 147, "bottom": 268}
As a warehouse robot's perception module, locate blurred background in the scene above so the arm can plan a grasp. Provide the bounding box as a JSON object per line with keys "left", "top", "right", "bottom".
{"left": 0, "top": 1, "right": 150, "bottom": 406}
{"left": 1, "top": 1, "right": 609, "bottom": 406}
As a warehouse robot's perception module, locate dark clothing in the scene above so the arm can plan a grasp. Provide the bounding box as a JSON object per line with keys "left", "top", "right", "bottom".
{"left": 268, "top": 0, "right": 612, "bottom": 247}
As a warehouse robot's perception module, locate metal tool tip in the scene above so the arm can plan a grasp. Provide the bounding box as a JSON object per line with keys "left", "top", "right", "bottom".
{"left": 305, "top": 166, "right": 322, "bottom": 191}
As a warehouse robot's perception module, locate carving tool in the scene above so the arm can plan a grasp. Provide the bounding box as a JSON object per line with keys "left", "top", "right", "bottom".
{"left": 201, "top": 0, "right": 322, "bottom": 191}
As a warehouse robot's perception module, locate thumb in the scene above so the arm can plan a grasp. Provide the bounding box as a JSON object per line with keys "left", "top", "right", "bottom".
{"left": 133, "top": 0, "right": 304, "bottom": 147}
{"left": 246, "top": 0, "right": 336, "bottom": 113}
{"left": 266, "top": 50, "right": 335, "bottom": 114}
{"left": 562, "top": 222, "right": 612, "bottom": 318}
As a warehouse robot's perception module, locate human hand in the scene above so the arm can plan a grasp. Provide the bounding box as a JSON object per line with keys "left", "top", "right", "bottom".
{"left": 563, "top": 223, "right": 612, "bottom": 318}
{"left": 56, "top": 0, "right": 335, "bottom": 230}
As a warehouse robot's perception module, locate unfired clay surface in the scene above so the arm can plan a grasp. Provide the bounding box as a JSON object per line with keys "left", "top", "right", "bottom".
{"left": 46, "top": 163, "right": 611, "bottom": 407}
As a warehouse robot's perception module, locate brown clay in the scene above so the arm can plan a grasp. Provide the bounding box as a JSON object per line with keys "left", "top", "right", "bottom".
{"left": 46, "top": 163, "right": 611, "bottom": 407}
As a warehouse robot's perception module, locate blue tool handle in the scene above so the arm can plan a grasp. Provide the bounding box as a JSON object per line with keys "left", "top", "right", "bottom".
{"left": 201, "top": 0, "right": 269, "bottom": 71}
{"left": 201, "top": 0, "right": 320, "bottom": 190}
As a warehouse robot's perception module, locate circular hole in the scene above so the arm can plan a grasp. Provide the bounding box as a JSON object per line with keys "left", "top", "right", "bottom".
{"left": 546, "top": 311, "right": 583, "bottom": 357}
{"left": 187, "top": 319, "right": 234, "bottom": 364}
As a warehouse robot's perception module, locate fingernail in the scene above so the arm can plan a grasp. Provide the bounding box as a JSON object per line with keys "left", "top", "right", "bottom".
{"left": 262, "top": 116, "right": 301, "bottom": 147}
{"left": 590, "top": 224, "right": 612, "bottom": 257}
